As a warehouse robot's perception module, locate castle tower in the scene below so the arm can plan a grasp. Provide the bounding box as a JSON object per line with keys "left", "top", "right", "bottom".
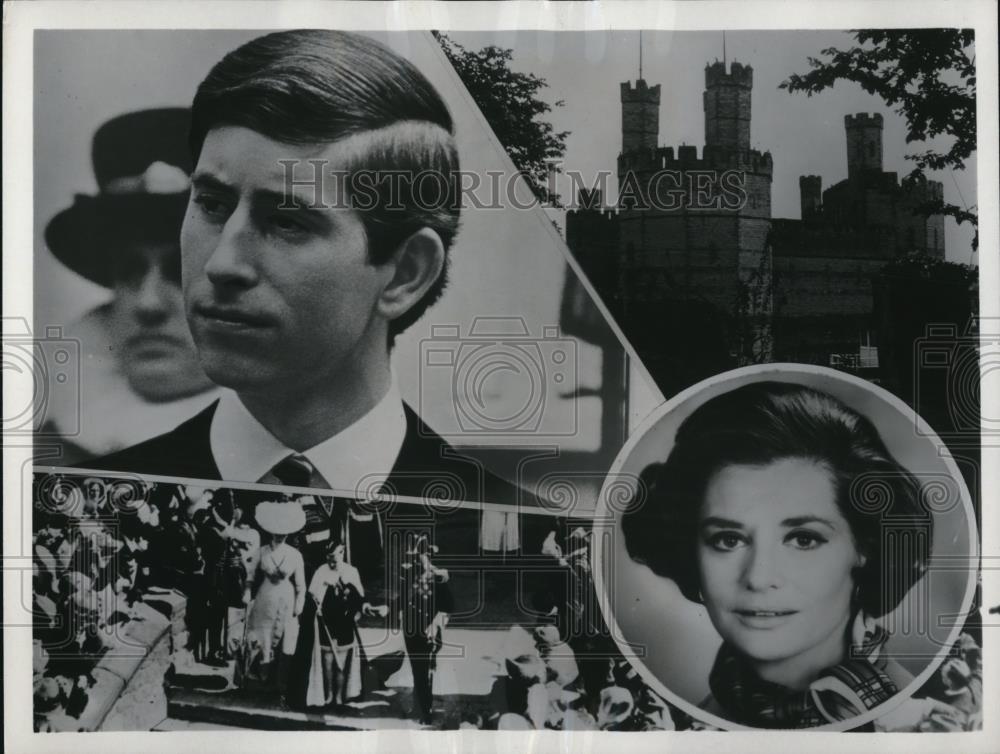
{"left": 620, "top": 80, "right": 660, "bottom": 153}
{"left": 845, "top": 113, "right": 883, "bottom": 179}
{"left": 704, "top": 61, "right": 752, "bottom": 152}
{"left": 799, "top": 175, "right": 822, "bottom": 219}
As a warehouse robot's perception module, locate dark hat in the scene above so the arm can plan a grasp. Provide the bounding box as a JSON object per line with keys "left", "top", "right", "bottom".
{"left": 44, "top": 108, "right": 193, "bottom": 288}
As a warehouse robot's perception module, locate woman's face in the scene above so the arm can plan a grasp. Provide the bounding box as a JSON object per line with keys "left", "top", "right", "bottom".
{"left": 697, "top": 457, "right": 863, "bottom": 681}
{"left": 327, "top": 544, "right": 345, "bottom": 565}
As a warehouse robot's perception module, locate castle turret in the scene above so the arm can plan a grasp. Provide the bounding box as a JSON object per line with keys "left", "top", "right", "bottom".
{"left": 620, "top": 79, "right": 660, "bottom": 154}
{"left": 799, "top": 175, "right": 822, "bottom": 219}
{"left": 845, "top": 113, "right": 883, "bottom": 179}
{"left": 704, "top": 61, "right": 752, "bottom": 152}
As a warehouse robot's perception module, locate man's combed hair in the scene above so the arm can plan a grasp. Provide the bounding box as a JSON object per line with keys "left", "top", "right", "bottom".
{"left": 189, "top": 29, "right": 461, "bottom": 343}
{"left": 622, "top": 381, "right": 931, "bottom": 618}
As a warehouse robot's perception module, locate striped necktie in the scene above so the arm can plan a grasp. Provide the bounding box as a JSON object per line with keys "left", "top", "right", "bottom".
{"left": 265, "top": 453, "right": 339, "bottom": 532}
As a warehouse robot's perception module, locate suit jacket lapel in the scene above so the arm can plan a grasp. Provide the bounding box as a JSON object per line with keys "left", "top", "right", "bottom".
{"left": 165, "top": 402, "right": 222, "bottom": 480}
{"left": 387, "top": 404, "right": 468, "bottom": 499}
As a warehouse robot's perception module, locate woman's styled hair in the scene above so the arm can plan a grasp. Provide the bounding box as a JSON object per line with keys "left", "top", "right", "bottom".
{"left": 621, "top": 381, "right": 931, "bottom": 617}
{"left": 190, "top": 29, "right": 461, "bottom": 344}
{"left": 325, "top": 538, "right": 346, "bottom": 554}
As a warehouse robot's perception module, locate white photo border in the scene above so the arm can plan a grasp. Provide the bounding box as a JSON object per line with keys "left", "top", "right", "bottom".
{"left": 4, "top": 2, "right": 998, "bottom": 753}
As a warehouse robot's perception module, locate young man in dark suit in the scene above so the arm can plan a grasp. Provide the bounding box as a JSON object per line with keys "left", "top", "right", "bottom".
{"left": 91, "top": 31, "right": 511, "bottom": 496}
{"left": 86, "top": 32, "right": 553, "bottom": 597}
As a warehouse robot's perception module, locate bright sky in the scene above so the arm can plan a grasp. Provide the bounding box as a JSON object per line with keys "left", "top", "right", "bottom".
{"left": 448, "top": 30, "right": 979, "bottom": 265}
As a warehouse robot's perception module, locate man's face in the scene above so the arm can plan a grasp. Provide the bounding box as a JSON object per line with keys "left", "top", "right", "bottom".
{"left": 108, "top": 242, "right": 215, "bottom": 401}
{"left": 181, "top": 126, "right": 394, "bottom": 397}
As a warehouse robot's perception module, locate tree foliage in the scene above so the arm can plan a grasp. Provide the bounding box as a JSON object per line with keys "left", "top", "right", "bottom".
{"left": 879, "top": 251, "right": 978, "bottom": 290}
{"left": 435, "top": 32, "right": 569, "bottom": 202}
{"left": 781, "top": 30, "right": 978, "bottom": 250}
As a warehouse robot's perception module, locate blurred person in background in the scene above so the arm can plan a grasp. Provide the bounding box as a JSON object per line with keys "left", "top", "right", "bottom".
{"left": 41, "top": 108, "right": 218, "bottom": 463}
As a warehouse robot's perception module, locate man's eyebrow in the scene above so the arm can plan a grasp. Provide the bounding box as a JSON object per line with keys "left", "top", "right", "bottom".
{"left": 190, "top": 172, "right": 329, "bottom": 216}
{"left": 781, "top": 515, "right": 837, "bottom": 530}
{"left": 700, "top": 516, "right": 745, "bottom": 530}
{"left": 190, "top": 171, "right": 234, "bottom": 192}
{"left": 253, "top": 186, "right": 320, "bottom": 208}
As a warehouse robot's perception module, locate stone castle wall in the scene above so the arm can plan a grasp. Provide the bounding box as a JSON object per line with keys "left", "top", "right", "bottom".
{"left": 565, "top": 61, "right": 948, "bottom": 382}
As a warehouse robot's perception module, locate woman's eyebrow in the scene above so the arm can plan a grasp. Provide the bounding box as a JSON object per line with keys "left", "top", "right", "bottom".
{"left": 700, "top": 516, "right": 745, "bottom": 530}
{"left": 781, "top": 515, "right": 837, "bottom": 529}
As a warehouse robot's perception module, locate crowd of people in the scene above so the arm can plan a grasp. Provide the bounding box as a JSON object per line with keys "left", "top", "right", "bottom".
{"left": 32, "top": 476, "right": 166, "bottom": 730}
{"left": 230, "top": 504, "right": 452, "bottom": 726}
{"left": 31, "top": 475, "right": 458, "bottom": 728}
{"left": 31, "top": 475, "right": 279, "bottom": 729}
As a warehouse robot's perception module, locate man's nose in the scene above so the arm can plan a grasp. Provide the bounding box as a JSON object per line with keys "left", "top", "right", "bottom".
{"left": 742, "top": 544, "right": 783, "bottom": 592}
{"left": 203, "top": 210, "right": 259, "bottom": 289}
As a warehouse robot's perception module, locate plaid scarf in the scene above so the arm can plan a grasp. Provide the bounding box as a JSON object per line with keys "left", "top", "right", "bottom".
{"left": 708, "top": 613, "right": 897, "bottom": 728}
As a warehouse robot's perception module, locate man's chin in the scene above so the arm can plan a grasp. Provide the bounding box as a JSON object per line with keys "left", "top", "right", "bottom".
{"left": 199, "top": 354, "right": 278, "bottom": 394}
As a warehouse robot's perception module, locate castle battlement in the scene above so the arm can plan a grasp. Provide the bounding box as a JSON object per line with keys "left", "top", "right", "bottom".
{"left": 566, "top": 206, "right": 620, "bottom": 223}
{"left": 844, "top": 112, "right": 884, "bottom": 129}
{"left": 705, "top": 60, "right": 753, "bottom": 89}
{"left": 901, "top": 175, "right": 945, "bottom": 202}
{"left": 620, "top": 80, "right": 662, "bottom": 103}
{"left": 618, "top": 144, "right": 773, "bottom": 176}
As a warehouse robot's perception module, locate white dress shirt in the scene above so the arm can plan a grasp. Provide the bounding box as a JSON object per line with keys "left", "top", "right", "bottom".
{"left": 209, "top": 381, "right": 407, "bottom": 495}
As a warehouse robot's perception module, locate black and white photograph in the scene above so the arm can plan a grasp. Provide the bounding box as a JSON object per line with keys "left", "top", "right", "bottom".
{"left": 29, "top": 27, "right": 659, "bottom": 508}
{"left": 3, "top": 1, "right": 997, "bottom": 752}
{"left": 28, "top": 470, "right": 677, "bottom": 732}
{"left": 596, "top": 364, "right": 980, "bottom": 730}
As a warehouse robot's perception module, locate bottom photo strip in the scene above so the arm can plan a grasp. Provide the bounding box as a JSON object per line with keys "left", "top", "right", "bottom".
{"left": 29, "top": 469, "right": 983, "bottom": 733}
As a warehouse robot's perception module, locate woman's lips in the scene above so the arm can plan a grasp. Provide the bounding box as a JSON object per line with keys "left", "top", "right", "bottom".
{"left": 733, "top": 609, "right": 798, "bottom": 629}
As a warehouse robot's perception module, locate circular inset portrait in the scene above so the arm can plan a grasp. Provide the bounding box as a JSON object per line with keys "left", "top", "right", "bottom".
{"left": 593, "top": 365, "right": 977, "bottom": 730}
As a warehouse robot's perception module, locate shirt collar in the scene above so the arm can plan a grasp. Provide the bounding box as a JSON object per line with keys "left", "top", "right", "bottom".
{"left": 209, "top": 381, "right": 408, "bottom": 494}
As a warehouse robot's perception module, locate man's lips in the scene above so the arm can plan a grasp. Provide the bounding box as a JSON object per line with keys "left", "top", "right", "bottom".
{"left": 193, "top": 304, "right": 275, "bottom": 328}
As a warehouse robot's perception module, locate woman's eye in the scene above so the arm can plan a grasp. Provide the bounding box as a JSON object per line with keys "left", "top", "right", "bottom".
{"left": 787, "top": 530, "right": 826, "bottom": 550}
{"left": 707, "top": 532, "right": 745, "bottom": 552}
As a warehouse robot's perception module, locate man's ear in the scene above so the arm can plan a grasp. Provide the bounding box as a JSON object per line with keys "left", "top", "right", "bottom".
{"left": 377, "top": 228, "right": 445, "bottom": 322}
